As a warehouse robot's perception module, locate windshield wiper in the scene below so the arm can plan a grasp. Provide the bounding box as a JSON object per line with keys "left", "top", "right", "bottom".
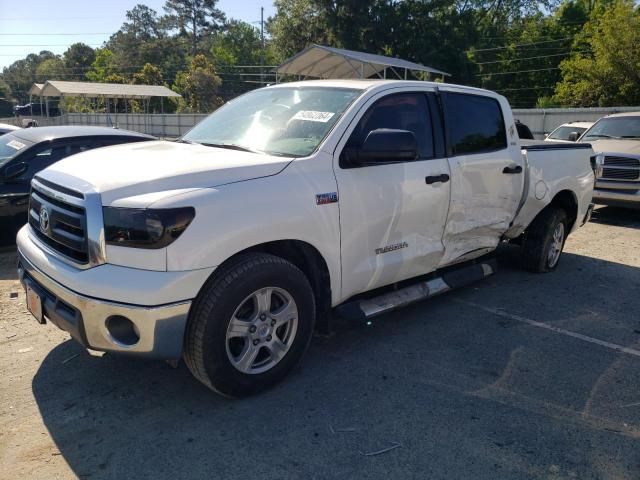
{"left": 619, "top": 135, "right": 640, "bottom": 140}
{"left": 585, "top": 134, "right": 621, "bottom": 139}
{"left": 197, "top": 142, "right": 260, "bottom": 153}
{"left": 175, "top": 138, "right": 195, "bottom": 144}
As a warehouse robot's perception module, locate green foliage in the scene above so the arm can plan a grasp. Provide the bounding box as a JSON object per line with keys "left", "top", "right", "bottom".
{"left": 267, "top": 0, "right": 329, "bottom": 62}
{"left": 163, "top": 0, "right": 225, "bottom": 54}
{"left": 1, "top": 51, "right": 57, "bottom": 103}
{"left": 553, "top": 0, "right": 640, "bottom": 106}
{"left": 35, "top": 57, "right": 66, "bottom": 82}
{"left": 172, "top": 54, "right": 222, "bottom": 112}
{"left": 85, "top": 49, "right": 118, "bottom": 82}
{"left": 63, "top": 43, "right": 96, "bottom": 80}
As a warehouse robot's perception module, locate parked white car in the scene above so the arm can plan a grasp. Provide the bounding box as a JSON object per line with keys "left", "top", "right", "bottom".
{"left": 580, "top": 112, "right": 640, "bottom": 208}
{"left": 0, "top": 122, "right": 20, "bottom": 136}
{"left": 16, "top": 80, "right": 595, "bottom": 397}
{"left": 545, "top": 121, "right": 593, "bottom": 142}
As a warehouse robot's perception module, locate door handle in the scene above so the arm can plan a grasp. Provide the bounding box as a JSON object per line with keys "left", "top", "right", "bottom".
{"left": 425, "top": 174, "right": 450, "bottom": 184}
{"left": 503, "top": 165, "right": 523, "bottom": 174}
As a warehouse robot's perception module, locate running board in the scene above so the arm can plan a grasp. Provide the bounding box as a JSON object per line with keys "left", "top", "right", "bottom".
{"left": 336, "top": 258, "right": 497, "bottom": 321}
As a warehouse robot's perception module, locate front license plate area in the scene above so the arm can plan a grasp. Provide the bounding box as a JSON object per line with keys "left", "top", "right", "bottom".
{"left": 26, "top": 282, "right": 45, "bottom": 324}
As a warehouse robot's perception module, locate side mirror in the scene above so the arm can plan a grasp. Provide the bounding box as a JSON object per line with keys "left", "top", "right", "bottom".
{"left": 3, "top": 162, "right": 28, "bottom": 180}
{"left": 567, "top": 132, "right": 580, "bottom": 142}
{"left": 343, "top": 129, "right": 418, "bottom": 167}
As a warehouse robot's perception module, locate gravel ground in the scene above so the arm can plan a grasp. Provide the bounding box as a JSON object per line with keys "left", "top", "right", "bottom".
{"left": 1, "top": 206, "right": 640, "bottom": 480}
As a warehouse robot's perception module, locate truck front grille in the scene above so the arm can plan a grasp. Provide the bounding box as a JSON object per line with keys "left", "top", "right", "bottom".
{"left": 28, "top": 180, "right": 89, "bottom": 264}
{"left": 602, "top": 156, "right": 640, "bottom": 180}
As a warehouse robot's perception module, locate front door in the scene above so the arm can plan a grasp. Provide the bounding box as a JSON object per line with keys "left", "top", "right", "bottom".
{"left": 334, "top": 89, "right": 452, "bottom": 301}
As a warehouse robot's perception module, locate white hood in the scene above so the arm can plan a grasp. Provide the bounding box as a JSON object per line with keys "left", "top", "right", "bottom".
{"left": 40, "top": 140, "right": 293, "bottom": 205}
{"left": 586, "top": 139, "right": 640, "bottom": 156}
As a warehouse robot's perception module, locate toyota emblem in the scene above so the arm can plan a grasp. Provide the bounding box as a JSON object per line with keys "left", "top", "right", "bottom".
{"left": 39, "top": 206, "right": 50, "bottom": 233}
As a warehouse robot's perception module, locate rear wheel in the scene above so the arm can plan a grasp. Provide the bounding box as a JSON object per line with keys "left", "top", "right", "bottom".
{"left": 184, "top": 253, "right": 315, "bottom": 397}
{"left": 521, "top": 207, "right": 569, "bottom": 273}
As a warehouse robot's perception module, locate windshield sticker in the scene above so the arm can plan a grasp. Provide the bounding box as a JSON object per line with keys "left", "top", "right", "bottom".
{"left": 292, "top": 111, "right": 335, "bottom": 123}
{"left": 7, "top": 140, "right": 26, "bottom": 151}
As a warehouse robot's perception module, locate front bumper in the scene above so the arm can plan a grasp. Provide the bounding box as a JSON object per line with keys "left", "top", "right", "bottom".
{"left": 17, "top": 249, "right": 192, "bottom": 360}
{"left": 593, "top": 180, "right": 640, "bottom": 208}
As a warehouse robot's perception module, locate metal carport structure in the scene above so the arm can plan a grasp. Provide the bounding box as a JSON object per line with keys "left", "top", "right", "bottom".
{"left": 275, "top": 45, "right": 450, "bottom": 81}
{"left": 31, "top": 80, "right": 182, "bottom": 131}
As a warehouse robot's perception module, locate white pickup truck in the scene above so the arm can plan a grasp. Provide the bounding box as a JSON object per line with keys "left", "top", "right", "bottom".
{"left": 16, "top": 80, "right": 595, "bottom": 397}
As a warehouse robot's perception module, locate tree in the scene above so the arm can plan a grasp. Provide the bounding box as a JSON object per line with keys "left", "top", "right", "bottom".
{"left": 163, "top": 0, "right": 225, "bottom": 55}
{"left": 1, "top": 51, "right": 57, "bottom": 103}
{"left": 173, "top": 54, "right": 222, "bottom": 112}
{"left": 85, "top": 48, "right": 118, "bottom": 82}
{"left": 210, "top": 20, "right": 265, "bottom": 66}
{"left": 122, "top": 4, "right": 162, "bottom": 40}
{"left": 63, "top": 43, "right": 96, "bottom": 80}
{"left": 553, "top": 0, "right": 640, "bottom": 106}
{"left": 267, "top": 0, "right": 331, "bottom": 61}
{"left": 35, "top": 57, "right": 66, "bottom": 82}
{"left": 0, "top": 78, "right": 12, "bottom": 115}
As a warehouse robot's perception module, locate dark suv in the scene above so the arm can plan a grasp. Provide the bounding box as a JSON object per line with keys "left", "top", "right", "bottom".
{"left": 0, "top": 126, "right": 154, "bottom": 243}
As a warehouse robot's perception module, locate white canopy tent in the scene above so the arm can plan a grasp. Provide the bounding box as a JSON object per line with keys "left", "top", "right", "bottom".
{"left": 275, "top": 45, "right": 450, "bottom": 81}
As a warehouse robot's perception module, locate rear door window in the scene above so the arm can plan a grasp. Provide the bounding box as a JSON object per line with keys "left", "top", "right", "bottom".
{"left": 444, "top": 93, "right": 507, "bottom": 155}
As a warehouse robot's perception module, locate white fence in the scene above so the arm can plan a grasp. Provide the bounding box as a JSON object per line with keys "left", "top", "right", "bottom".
{"left": 1, "top": 113, "right": 208, "bottom": 138}
{"left": 3, "top": 105, "right": 640, "bottom": 140}
{"left": 512, "top": 106, "right": 640, "bottom": 138}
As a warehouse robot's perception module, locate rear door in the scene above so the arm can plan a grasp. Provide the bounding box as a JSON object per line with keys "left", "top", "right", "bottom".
{"left": 334, "top": 88, "right": 452, "bottom": 300}
{"left": 438, "top": 90, "right": 524, "bottom": 266}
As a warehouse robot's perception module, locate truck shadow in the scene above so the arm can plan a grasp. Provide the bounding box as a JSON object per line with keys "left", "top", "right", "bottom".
{"left": 590, "top": 206, "right": 640, "bottom": 229}
{"left": 31, "top": 248, "right": 640, "bottom": 479}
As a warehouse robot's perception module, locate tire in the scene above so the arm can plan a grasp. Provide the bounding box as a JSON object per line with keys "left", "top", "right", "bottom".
{"left": 521, "top": 207, "right": 569, "bottom": 273}
{"left": 184, "top": 253, "right": 316, "bottom": 397}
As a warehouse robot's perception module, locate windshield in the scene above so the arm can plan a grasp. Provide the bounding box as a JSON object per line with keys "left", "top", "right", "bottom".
{"left": 183, "top": 87, "right": 361, "bottom": 157}
{"left": 0, "top": 133, "right": 33, "bottom": 168}
{"left": 548, "top": 126, "right": 587, "bottom": 141}
{"left": 582, "top": 116, "right": 640, "bottom": 140}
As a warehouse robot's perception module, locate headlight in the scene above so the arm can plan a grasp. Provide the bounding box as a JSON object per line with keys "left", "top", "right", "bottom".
{"left": 590, "top": 153, "right": 605, "bottom": 178}
{"left": 103, "top": 207, "right": 195, "bottom": 249}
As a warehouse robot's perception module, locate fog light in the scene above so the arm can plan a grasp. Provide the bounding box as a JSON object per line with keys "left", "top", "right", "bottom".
{"left": 105, "top": 315, "right": 140, "bottom": 346}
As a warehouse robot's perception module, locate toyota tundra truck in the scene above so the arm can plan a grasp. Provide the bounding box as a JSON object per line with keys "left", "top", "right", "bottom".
{"left": 16, "top": 80, "right": 595, "bottom": 397}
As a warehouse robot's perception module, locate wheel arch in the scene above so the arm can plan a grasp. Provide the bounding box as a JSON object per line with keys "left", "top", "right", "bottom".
{"left": 198, "top": 239, "right": 333, "bottom": 334}
{"left": 549, "top": 189, "right": 579, "bottom": 230}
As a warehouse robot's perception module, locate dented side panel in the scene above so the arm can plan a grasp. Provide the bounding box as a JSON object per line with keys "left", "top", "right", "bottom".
{"left": 438, "top": 92, "right": 525, "bottom": 267}
{"left": 506, "top": 148, "right": 595, "bottom": 238}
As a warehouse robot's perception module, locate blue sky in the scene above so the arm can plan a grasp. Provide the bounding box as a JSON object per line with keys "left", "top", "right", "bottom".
{"left": 0, "top": 0, "right": 276, "bottom": 69}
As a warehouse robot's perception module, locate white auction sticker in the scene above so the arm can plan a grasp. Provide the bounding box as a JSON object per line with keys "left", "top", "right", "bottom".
{"left": 7, "top": 140, "right": 26, "bottom": 151}
{"left": 292, "top": 111, "right": 335, "bottom": 123}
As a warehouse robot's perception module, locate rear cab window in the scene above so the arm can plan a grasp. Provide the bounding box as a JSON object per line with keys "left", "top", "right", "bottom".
{"left": 443, "top": 92, "right": 507, "bottom": 155}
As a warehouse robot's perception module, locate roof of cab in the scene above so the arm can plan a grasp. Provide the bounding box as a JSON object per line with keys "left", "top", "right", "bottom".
{"left": 265, "top": 79, "right": 500, "bottom": 97}
{"left": 604, "top": 111, "right": 640, "bottom": 118}
{"left": 9, "top": 126, "right": 155, "bottom": 143}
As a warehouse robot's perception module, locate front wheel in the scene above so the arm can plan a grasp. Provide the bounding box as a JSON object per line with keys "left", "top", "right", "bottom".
{"left": 184, "top": 253, "right": 316, "bottom": 397}
{"left": 521, "top": 207, "right": 569, "bottom": 273}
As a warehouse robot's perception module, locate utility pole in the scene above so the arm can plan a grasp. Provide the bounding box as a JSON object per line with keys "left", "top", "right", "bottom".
{"left": 260, "top": 6, "right": 265, "bottom": 86}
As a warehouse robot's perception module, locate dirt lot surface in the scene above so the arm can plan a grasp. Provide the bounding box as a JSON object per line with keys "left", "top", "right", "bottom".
{"left": 1, "top": 206, "right": 640, "bottom": 480}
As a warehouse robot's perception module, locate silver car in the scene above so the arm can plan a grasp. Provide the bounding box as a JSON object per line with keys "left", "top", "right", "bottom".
{"left": 580, "top": 113, "right": 640, "bottom": 208}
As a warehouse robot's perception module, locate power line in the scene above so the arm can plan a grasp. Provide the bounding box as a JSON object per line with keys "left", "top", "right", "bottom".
{"left": 475, "top": 50, "right": 589, "bottom": 65}
{"left": 476, "top": 67, "right": 561, "bottom": 77}
{"left": 468, "top": 37, "right": 573, "bottom": 53}
{"left": 494, "top": 86, "right": 555, "bottom": 92}
{"left": 0, "top": 44, "right": 104, "bottom": 47}
{"left": 0, "top": 33, "right": 113, "bottom": 36}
